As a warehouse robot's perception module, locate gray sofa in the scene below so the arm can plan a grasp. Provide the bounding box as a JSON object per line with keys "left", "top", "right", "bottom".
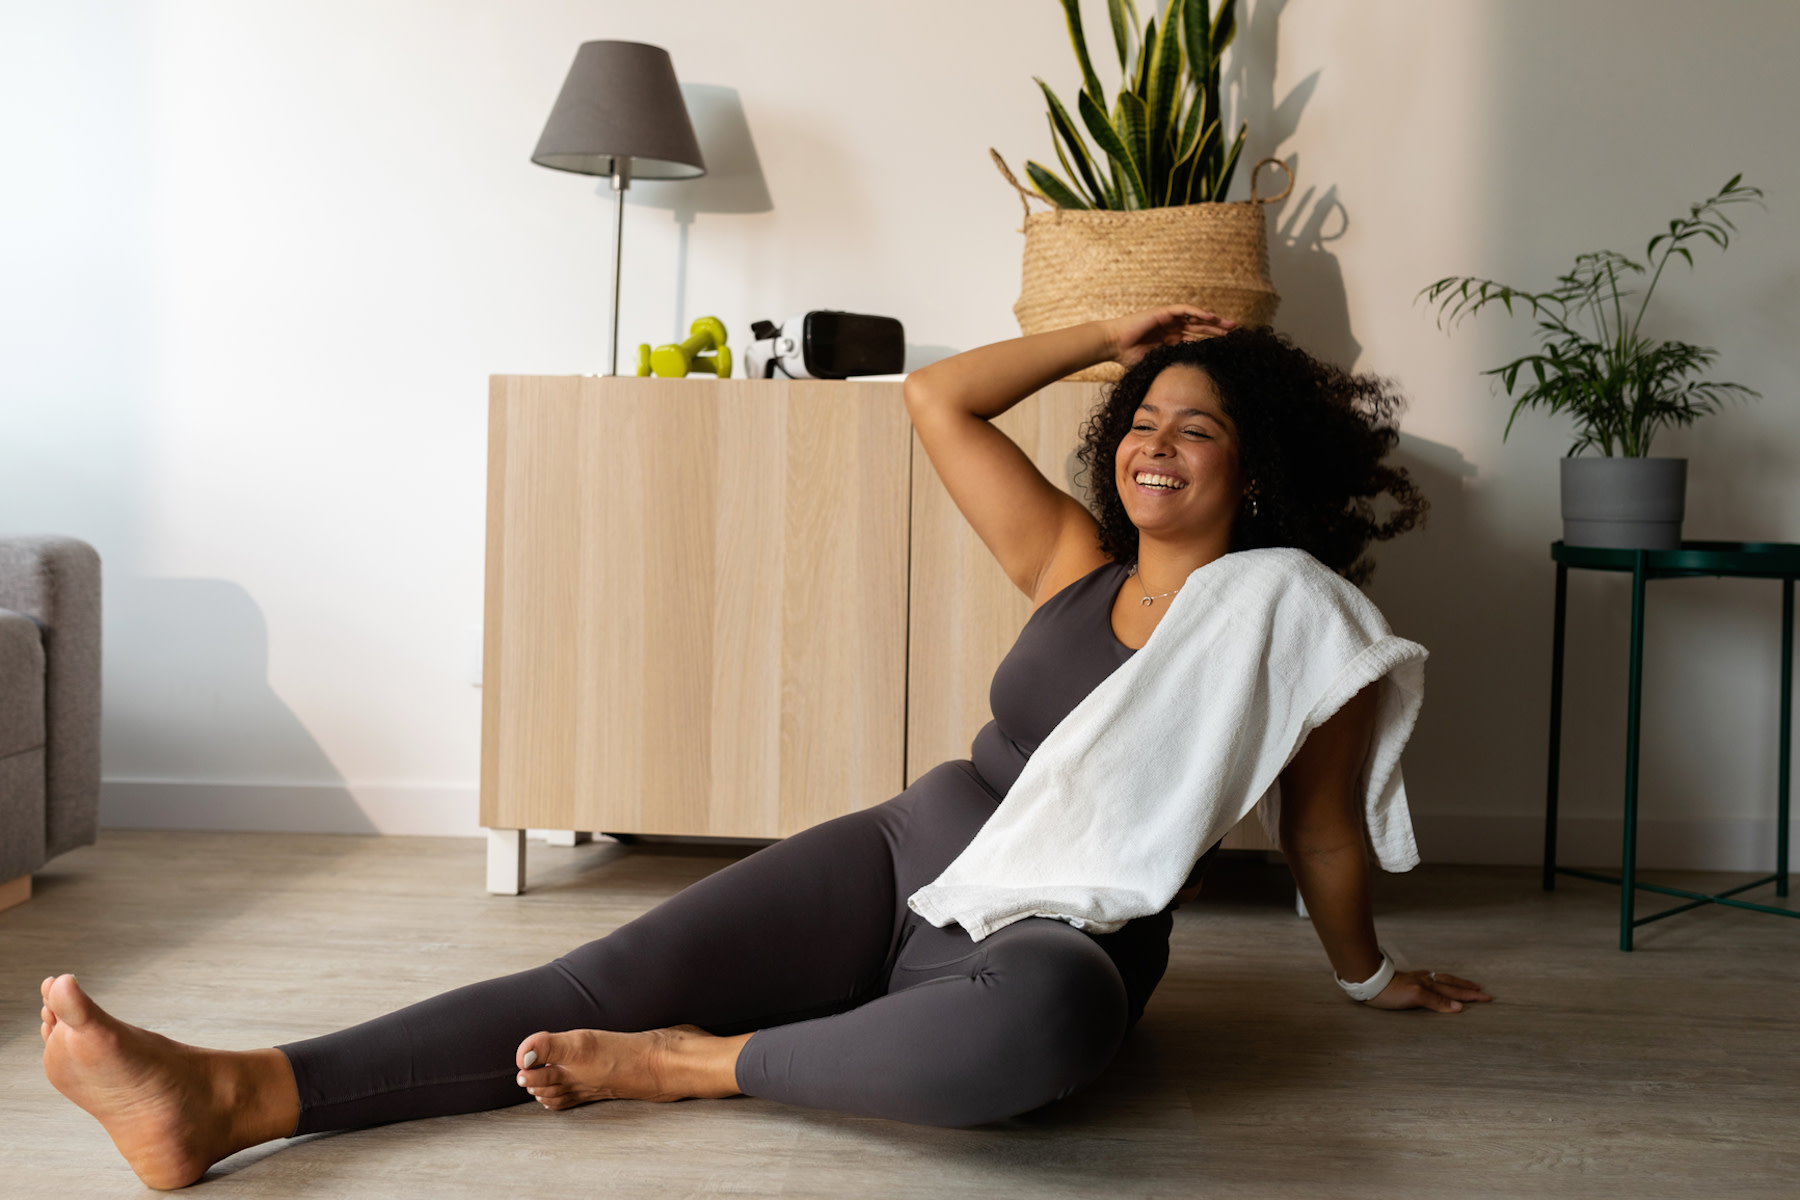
{"left": 0, "top": 537, "right": 101, "bottom": 908}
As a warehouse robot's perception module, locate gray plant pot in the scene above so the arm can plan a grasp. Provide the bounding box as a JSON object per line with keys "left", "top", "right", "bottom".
{"left": 1560, "top": 457, "right": 1687, "bottom": 550}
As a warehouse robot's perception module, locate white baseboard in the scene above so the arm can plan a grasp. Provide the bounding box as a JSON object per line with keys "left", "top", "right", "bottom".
{"left": 1412, "top": 812, "right": 1798, "bottom": 873}
{"left": 100, "top": 780, "right": 482, "bottom": 837}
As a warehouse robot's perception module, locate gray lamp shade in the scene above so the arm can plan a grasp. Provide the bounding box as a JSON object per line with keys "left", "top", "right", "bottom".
{"left": 531, "top": 41, "right": 706, "bottom": 180}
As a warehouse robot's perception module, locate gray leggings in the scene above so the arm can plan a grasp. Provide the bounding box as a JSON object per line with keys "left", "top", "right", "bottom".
{"left": 279, "top": 760, "right": 1170, "bottom": 1130}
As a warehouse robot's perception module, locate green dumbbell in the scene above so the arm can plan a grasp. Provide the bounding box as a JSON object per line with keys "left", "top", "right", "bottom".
{"left": 641, "top": 316, "right": 732, "bottom": 379}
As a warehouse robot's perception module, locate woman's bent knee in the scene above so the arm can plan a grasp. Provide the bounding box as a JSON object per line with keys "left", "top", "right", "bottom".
{"left": 739, "top": 919, "right": 1130, "bottom": 1128}
{"left": 934, "top": 923, "right": 1130, "bottom": 1125}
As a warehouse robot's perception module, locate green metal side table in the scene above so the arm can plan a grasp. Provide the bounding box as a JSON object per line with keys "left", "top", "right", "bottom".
{"left": 1543, "top": 540, "right": 1799, "bottom": 949}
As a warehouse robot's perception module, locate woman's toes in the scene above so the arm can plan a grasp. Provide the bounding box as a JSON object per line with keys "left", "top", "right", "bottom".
{"left": 516, "top": 1064, "right": 566, "bottom": 1090}
{"left": 47, "top": 975, "right": 98, "bottom": 1027}
{"left": 516, "top": 1030, "right": 588, "bottom": 1073}
{"left": 515, "top": 1032, "right": 551, "bottom": 1071}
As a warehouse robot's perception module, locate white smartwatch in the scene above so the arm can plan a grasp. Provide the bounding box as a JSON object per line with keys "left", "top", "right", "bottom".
{"left": 1335, "top": 951, "right": 1396, "bottom": 1002}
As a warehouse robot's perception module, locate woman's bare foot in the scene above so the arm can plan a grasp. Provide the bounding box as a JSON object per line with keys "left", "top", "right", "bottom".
{"left": 513, "top": 1025, "right": 752, "bottom": 1111}
{"left": 39, "top": 974, "right": 299, "bottom": 1190}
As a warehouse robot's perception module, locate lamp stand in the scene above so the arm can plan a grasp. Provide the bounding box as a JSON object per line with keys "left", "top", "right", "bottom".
{"left": 606, "top": 158, "right": 633, "bottom": 376}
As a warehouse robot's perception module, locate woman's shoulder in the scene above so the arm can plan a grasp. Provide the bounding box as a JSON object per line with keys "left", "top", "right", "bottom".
{"left": 1201, "top": 548, "right": 1398, "bottom": 639}
{"left": 1232, "top": 545, "right": 1333, "bottom": 579}
{"left": 1211, "top": 546, "right": 1341, "bottom": 586}
{"left": 1029, "top": 553, "right": 1124, "bottom": 616}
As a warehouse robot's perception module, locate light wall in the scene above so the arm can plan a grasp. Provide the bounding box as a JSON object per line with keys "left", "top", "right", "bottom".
{"left": 3, "top": 1, "right": 1797, "bottom": 867}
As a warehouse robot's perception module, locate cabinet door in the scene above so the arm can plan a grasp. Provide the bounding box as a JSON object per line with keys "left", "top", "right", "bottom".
{"left": 481, "top": 376, "right": 910, "bottom": 838}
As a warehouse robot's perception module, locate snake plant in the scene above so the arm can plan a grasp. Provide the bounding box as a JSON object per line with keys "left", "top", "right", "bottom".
{"left": 1421, "top": 176, "right": 1763, "bottom": 457}
{"left": 1024, "top": 0, "right": 1245, "bottom": 210}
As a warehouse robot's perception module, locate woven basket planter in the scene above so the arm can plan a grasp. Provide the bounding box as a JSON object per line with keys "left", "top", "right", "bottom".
{"left": 998, "top": 155, "right": 1292, "bottom": 382}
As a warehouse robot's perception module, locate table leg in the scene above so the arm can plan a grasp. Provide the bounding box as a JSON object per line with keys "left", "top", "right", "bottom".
{"left": 1780, "top": 579, "right": 1793, "bottom": 898}
{"left": 1545, "top": 563, "right": 1569, "bottom": 891}
{"left": 1621, "top": 552, "right": 1648, "bottom": 951}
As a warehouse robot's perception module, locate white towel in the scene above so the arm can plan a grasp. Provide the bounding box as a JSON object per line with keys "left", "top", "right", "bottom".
{"left": 907, "top": 547, "right": 1427, "bottom": 940}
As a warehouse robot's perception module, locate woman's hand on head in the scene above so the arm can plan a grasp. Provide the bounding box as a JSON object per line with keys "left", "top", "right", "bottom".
{"left": 1362, "top": 969, "right": 1492, "bottom": 1014}
{"left": 1103, "top": 306, "right": 1237, "bottom": 368}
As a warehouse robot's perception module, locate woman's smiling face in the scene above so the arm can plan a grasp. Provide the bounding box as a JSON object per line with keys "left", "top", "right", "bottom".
{"left": 1112, "top": 364, "right": 1244, "bottom": 546}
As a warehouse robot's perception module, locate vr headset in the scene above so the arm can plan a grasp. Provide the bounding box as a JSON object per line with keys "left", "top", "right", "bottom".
{"left": 747, "top": 311, "right": 906, "bottom": 379}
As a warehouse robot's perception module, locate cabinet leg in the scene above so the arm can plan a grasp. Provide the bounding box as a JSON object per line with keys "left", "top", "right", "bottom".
{"left": 544, "top": 830, "right": 592, "bottom": 847}
{"left": 486, "top": 828, "right": 525, "bottom": 895}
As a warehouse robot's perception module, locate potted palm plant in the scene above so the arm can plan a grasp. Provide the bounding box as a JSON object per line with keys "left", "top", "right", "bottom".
{"left": 994, "top": 0, "right": 1292, "bottom": 380}
{"left": 1422, "top": 177, "right": 1763, "bottom": 549}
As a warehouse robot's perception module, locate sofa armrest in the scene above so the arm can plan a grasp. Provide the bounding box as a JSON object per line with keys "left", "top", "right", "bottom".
{"left": 0, "top": 537, "right": 100, "bottom": 859}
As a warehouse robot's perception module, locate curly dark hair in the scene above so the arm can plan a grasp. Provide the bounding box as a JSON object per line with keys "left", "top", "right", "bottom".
{"left": 1075, "top": 327, "right": 1426, "bottom": 585}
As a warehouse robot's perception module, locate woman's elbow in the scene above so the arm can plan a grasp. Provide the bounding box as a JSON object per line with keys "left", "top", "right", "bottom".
{"left": 903, "top": 370, "right": 943, "bottom": 418}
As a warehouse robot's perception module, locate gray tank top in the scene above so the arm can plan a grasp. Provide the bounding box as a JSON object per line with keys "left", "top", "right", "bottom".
{"left": 970, "top": 560, "right": 1137, "bottom": 796}
{"left": 965, "top": 560, "right": 1195, "bottom": 1023}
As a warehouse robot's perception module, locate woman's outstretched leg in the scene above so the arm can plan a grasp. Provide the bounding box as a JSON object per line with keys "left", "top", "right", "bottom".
{"left": 37, "top": 972, "right": 746, "bottom": 1189}
{"left": 279, "top": 796, "right": 907, "bottom": 1132}
{"left": 39, "top": 973, "right": 299, "bottom": 1191}
{"left": 40, "top": 788, "right": 922, "bottom": 1186}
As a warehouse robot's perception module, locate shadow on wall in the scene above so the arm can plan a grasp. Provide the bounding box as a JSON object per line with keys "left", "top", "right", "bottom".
{"left": 1634, "top": 412, "right": 1800, "bottom": 834}
{"left": 1362, "top": 436, "right": 1552, "bottom": 855}
{"left": 1229, "top": 0, "right": 1312, "bottom": 176}
{"left": 628, "top": 83, "right": 773, "bottom": 340}
{"left": 100, "top": 576, "right": 372, "bottom": 833}
{"left": 1268, "top": 186, "right": 1360, "bottom": 368}
{"left": 1224, "top": 0, "right": 1355, "bottom": 366}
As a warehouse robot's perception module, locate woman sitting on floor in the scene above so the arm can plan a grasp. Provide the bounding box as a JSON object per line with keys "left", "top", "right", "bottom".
{"left": 40, "top": 308, "right": 1490, "bottom": 1190}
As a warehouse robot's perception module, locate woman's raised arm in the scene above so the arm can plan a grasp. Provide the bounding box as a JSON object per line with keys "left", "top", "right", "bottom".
{"left": 904, "top": 308, "right": 1232, "bottom": 601}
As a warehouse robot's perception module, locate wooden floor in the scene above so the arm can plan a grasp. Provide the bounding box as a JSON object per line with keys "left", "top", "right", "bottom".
{"left": 2, "top": 831, "right": 1796, "bottom": 1198}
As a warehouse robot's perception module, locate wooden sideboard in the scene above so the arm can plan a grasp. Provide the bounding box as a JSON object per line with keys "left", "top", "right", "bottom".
{"left": 481, "top": 375, "right": 1272, "bottom": 893}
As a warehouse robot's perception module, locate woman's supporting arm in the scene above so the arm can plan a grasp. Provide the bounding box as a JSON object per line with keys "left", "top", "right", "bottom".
{"left": 1279, "top": 686, "right": 1385, "bottom": 984}
{"left": 1279, "top": 685, "right": 1493, "bottom": 1013}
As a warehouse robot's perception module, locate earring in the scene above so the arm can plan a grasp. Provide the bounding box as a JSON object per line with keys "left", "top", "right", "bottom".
{"left": 1244, "top": 491, "right": 1259, "bottom": 518}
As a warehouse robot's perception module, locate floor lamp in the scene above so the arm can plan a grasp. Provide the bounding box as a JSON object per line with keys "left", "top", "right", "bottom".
{"left": 532, "top": 41, "right": 707, "bottom": 376}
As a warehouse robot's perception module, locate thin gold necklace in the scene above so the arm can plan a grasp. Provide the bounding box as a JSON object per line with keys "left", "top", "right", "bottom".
{"left": 1127, "top": 564, "right": 1182, "bottom": 607}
